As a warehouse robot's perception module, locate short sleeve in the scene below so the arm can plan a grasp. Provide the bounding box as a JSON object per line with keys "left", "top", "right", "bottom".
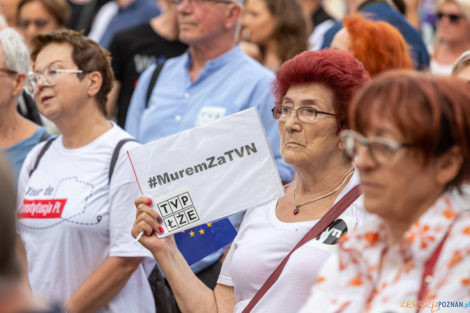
{"left": 108, "top": 140, "right": 153, "bottom": 259}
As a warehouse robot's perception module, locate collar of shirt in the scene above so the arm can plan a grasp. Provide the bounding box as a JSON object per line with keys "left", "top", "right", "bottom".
{"left": 183, "top": 45, "right": 244, "bottom": 82}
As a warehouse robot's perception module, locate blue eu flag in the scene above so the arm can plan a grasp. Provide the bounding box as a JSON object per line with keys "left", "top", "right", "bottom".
{"left": 174, "top": 218, "right": 237, "bottom": 265}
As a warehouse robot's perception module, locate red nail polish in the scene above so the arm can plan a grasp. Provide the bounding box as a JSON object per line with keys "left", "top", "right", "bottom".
{"left": 147, "top": 199, "right": 152, "bottom": 206}
{"left": 158, "top": 225, "right": 164, "bottom": 233}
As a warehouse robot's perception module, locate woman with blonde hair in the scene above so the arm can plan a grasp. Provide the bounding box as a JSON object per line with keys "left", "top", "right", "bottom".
{"left": 431, "top": 0, "right": 470, "bottom": 75}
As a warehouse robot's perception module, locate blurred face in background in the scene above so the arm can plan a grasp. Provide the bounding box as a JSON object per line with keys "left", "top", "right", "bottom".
{"left": 17, "top": 0, "right": 60, "bottom": 46}
{"left": 437, "top": 1, "right": 470, "bottom": 44}
{"left": 0, "top": 0, "right": 21, "bottom": 27}
{"left": 331, "top": 28, "right": 351, "bottom": 52}
{"left": 242, "top": 0, "right": 277, "bottom": 45}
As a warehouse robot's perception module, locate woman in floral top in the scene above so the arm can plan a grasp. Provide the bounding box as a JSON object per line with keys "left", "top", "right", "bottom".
{"left": 299, "top": 71, "right": 470, "bottom": 313}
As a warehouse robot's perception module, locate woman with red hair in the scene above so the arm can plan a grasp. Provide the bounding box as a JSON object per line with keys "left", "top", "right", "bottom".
{"left": 131, "top": 49, "right": 370, "bottom": 313}
{"left": 331, "top": 14, "right": 413, "bottom": 77}
{"left": 300, "top": 71, "right": 470, "bottom": 313}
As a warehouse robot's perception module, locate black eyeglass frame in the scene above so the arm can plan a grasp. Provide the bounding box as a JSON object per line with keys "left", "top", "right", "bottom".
{"left": 271, "top": 106, "right": 336, "bottom": 124}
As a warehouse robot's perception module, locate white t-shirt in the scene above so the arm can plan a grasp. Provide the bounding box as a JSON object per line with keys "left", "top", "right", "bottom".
{"left": 17, "top": 123, "right": 155, "bottom": 313}
{"left": 218, "top": 172, "right": 366, "bottom": 313}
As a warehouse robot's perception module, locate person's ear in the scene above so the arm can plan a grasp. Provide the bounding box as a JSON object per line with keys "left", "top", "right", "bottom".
{"left": 434, "top": 146, "right": 464, "bottom": 187}
{"left": 86, "top": 71, "right": 102, "bottom": 98}
{"left": 12, "top": 73, "right": 26, "bottom": 96}
{"left": 224, "top": 3, "right": 243, "bottom": 29}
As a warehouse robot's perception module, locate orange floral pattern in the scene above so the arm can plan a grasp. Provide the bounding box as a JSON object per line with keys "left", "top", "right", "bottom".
{"left": 299, "top": 196, "right": 470, "bottom": 313}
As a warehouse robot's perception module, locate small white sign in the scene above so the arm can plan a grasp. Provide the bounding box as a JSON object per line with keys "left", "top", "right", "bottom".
{"left": 127, "top": 108, "right": 284, "bottom": 237}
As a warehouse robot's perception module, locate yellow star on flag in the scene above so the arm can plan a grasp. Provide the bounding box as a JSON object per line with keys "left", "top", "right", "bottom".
{"left": 206, "top": 222, "right": 212, "bottom": 227}
{"left": 199, "top": 228, "right": 205, "bottom": 235}
{"left": 189, "top": 231, "right": 195, "bottom": 237}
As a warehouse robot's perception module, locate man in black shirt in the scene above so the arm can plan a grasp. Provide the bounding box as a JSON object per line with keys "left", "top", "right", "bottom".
{"left": 107, "top": 0, "right": 187, "bottom": 127}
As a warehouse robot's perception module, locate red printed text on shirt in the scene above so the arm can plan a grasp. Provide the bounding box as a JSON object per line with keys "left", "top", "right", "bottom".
{"left": 18, "top": 199, "right": 67, "bottom": 219}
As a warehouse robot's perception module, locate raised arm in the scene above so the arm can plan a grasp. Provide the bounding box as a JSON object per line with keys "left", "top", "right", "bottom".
{"left": 132, "top": 196, "right": 236, "bottom": 313}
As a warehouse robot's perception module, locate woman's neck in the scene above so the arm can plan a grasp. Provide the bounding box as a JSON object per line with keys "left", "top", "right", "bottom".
{"left": 0, "top": 102, "right": 38, "bottom": 148}
{"left": 293, "top": 155, "right": 353, "bottom": 199}
{"left": 435, "top": 39, "right": 470, "bottom": 64}
{"left": 54, "top": 103, "right": 112, "bottom": 149}
{"left": 262, "top": 40, "right": 281, "bottom": 71}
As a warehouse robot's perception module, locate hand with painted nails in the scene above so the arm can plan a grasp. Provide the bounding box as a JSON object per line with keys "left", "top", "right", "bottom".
{"left": 132, "top": 196, "right": 176, "bottom": 255}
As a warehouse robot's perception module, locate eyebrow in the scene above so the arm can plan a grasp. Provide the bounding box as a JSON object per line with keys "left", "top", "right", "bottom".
{"left": 33, "top": 60, "right": 62, "bottom": 73}
{"left": 281, "top": 97, "right": 321, "bottom": 106}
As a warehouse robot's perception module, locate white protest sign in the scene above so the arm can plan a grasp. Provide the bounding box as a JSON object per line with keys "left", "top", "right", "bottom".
{"left": 127, "top": 107, "right": 284, "bottom": 237}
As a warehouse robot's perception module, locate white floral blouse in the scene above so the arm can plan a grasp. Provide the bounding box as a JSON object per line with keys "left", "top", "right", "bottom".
{"left": 298, "top": 195, "right": 470, "bottom": 313}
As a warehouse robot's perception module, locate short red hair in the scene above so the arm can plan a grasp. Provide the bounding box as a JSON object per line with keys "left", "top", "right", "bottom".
{"left": 343, "top": 14, "right": 413, "bottom": 77}
{"left": 273, "top": 49, "right": 370, "bottom": 132}
{"left": 349, "top": 70, "right": 470, "bottom": 191}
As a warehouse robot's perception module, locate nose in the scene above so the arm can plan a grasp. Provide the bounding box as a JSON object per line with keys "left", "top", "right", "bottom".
{"left": 353, "top": 145, "right": 376, "bottom": 170}
{"left": 283, "top": 110, "right": 302, "bottom": 133}
{"left": 176, "top": 0, "right": 192, "bottom": 13}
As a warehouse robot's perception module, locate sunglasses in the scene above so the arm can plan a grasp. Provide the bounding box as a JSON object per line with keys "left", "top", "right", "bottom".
{"left": 437, "top": 12, "right": 464, "bottom": 23}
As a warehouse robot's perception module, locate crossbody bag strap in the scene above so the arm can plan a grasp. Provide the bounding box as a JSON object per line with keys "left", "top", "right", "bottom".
{"left": 417, "top": 223, "right": 453, "bottom": 305}
{"left": 242, "top": 185, "right": 361, "bottom": 313}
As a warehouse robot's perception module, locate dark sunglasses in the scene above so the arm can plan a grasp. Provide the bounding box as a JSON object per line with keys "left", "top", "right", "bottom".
{"left": 17, "top": 19, "right": 50, "bottom": 29}
{"left": 437, "top": 12, "right": 464, "bottom": 23}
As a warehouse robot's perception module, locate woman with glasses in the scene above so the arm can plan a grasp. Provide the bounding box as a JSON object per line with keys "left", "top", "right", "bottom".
{"left": 131, "top": 49, "right": 370, "bottom": 313}
{"left": 299, "top": 70, "right": 470, "bottom": 313}
{"left": 431, "top": 0, "right": 470, "bottom": 75}
{"left": 16, "top": 0, "right": 69, "bottom": 48}
{"left": 17, "top": 29, "right": 155, "bottom": 313}
{"left": 0, "top": 27, "right": 50, "bottom": 180}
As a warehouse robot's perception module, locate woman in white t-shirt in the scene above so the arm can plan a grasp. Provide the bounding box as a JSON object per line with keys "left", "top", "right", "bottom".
{"left": 17, "top": 30, "right": 155, "bottom": 313}
{"left": 131, "top": 49, "right": 370, "bottom": 313}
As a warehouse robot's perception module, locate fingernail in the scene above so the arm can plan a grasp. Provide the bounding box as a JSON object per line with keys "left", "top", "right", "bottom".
{"left": 147, "top": 199, "right": 152, "bottom": 206}
{"left": 158, "top": 225, "right": 164, "bottom": 233}
{"left": 157, "top": 216, "right": 163, "bottom": 224}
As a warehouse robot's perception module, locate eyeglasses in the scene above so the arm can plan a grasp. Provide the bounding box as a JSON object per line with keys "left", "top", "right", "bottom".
{"left": 272, "top": 106, "right": 335, "bottom": 124}
{"left": 437, "top": 12, "right": 464, "bottom": 23}
{"left": 25, "top": 64, "right": 84, "bottom": 95}
{"left": 172, "top": 0, "right": 233, "bottom": 4}
{"left": 17, "top": 19, "right": 50, "bottom": 29}
{"left": 339, "top": 129, "right": 412, "bottom": 165}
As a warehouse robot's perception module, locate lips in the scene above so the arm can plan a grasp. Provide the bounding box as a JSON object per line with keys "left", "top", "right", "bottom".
{"left": 40, "top": 95, "right": 54, "bottom": 104}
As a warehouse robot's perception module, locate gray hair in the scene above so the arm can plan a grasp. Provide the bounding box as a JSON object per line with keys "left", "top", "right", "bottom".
{"left": 452, "top": 50, "right": 470, "bottom": 75}
{"left": 0, "top": 28, "right": 30, "bottom": 74}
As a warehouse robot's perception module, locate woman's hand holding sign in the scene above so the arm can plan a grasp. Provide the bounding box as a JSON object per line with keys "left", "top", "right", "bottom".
{"left": 132, "top": 196, "right": 175, "bottom": 257}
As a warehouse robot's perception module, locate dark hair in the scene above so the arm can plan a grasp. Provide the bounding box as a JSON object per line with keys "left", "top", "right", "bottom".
{"left": 343, "top": 14, "right": 413, "bottom": 77}
{"left": 263, "top": 0, "right": 308, "bottom": 64}
{"left": 30, "top": 29, "right": 114, "bottom": 116}
{"left": 273, "top": 49, "right": 370, "bottom": 132}
{"left": 17, "top": 0, "right": 70, "bottom": 26}
{"left": 349, "top": 70, "right": 470, "bottom": 190}
{"left": 0, "top": 153, "right": 21, "bottom": 280}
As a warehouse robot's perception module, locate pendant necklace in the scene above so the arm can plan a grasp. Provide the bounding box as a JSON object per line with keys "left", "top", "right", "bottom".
{"left": 292, "top": 168, "right": 354, "bottom": 215}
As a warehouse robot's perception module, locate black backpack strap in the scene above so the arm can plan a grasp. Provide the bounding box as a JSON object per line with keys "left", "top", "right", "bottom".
{"left": 108, "top": 138, "right": 138, "bottom": 184}
{"left": 29, "top": 137, "right": 57, "bottom": 177}
{"left": 145, "top": 61, "right": 165, "bottom": 109}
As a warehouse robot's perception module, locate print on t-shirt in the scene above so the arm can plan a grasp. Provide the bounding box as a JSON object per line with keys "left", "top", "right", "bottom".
{"left": 18, "top": 176, "right": 105, "bottom": 228}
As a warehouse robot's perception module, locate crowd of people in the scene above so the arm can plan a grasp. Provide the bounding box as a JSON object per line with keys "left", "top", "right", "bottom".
{"left": 1, "top": 0, "right": 470, "bottom": 313}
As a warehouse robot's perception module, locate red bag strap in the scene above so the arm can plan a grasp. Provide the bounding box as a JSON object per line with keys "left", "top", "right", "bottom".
{"left": 241, "top": 185, "right": 361, "bottom": 313}
{"left": 417, "top": 229, "right": 451, "bottom": 303}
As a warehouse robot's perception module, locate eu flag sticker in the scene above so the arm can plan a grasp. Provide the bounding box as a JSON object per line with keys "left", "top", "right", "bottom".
{"left": 175, "top": 218, "right": 237, "bottom": 265}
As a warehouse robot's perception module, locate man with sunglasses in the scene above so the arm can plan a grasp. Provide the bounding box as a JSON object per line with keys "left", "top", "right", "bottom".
{"left": 125, "top": 0, "right": 293, "bottom": 293}
{"left": 321, "top": 0, "right": 430, "bottom": 71}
